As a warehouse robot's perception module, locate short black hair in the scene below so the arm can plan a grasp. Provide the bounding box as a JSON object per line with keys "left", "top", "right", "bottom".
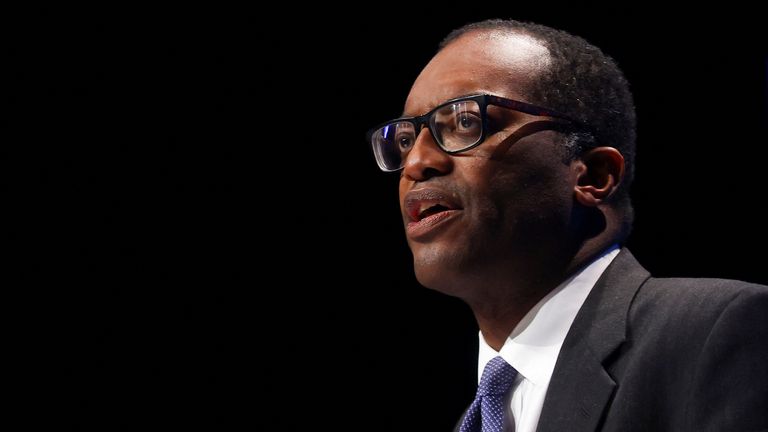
{"left": 440, "top": 19, "right": 636, "bottom": 242}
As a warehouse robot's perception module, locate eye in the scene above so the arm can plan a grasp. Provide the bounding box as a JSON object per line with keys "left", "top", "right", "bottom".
{"left": 397, "top": 134, "right": 414, "bottom": 150}
{"left": 458, "top": 114, "right": 478, "bottom": 130}
{"left": 453, "top": 112, "right": 481, "bottom": 135}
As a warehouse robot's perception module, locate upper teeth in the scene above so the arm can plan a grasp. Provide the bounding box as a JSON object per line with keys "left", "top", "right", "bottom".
{"left": 419, "top": 203, "right": 435, "bottom": 214}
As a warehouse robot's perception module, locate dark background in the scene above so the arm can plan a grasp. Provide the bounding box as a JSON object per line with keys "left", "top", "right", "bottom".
{"left": 12, "top": 2, "right": 767, "bottom": 431}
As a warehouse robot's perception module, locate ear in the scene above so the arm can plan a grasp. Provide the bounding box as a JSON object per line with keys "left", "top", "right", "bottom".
{"left": 574, "top": 147, "right": 625, "bottom": 206}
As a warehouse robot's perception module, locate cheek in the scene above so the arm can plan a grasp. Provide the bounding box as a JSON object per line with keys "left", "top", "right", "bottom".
{"left": 455, "top": 160, "right": 513, "bottom": 230}
{"left": 462, "top": 153, "right": 575, "bottom": 230}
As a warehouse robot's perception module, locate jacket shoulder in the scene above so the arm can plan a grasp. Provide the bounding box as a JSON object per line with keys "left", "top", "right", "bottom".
{"left": 620, "top": 277, "right": 768, "bottom": 430}
{"left": 633, "top": 276, "right": 768, "bottom": 324}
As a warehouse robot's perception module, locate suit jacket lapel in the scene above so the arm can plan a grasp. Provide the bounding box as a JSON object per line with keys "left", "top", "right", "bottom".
{"left": 535, "top": 249, "right": 651, "bottom": 432}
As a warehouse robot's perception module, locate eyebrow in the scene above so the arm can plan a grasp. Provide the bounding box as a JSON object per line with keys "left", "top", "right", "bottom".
{"left": 401, "top": 93, "right": 484, "bottom": 117}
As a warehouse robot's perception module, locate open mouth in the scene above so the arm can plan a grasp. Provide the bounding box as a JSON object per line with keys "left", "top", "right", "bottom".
{"left": 413, "top": 203, "right": 453, "bottom": 222}
{"left": 403, "top": 190, "right": 463, "bottom": 240}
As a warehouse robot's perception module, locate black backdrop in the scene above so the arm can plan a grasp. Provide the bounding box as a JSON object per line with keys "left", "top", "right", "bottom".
{"left": 14, "top": 3, "right": 767, "bottom": 431}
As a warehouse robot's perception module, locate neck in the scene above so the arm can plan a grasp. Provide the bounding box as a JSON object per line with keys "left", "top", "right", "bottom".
{"left": 466, "top": 241, "right": 615, "bottom": 351}
{"left": 469, "top": 293, "right": 544, "bottom": 351}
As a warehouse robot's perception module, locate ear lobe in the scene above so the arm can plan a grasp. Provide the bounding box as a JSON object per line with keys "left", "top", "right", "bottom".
{"left": 574, "top": 147, "right": 625, "bottom": 206}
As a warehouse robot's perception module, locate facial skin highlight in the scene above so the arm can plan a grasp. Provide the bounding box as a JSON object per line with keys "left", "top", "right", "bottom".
{"left": 398, "top": 31, "right": 585, "bottom": 305}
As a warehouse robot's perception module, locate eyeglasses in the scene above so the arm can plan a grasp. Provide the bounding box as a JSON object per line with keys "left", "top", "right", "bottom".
{"left": 367, "top": 94, "right": 583, "bottom": 172}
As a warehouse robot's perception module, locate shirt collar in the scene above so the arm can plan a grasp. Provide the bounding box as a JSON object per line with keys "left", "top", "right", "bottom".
{"left": 477, "top": 245, "right": 620, "bottom": 386}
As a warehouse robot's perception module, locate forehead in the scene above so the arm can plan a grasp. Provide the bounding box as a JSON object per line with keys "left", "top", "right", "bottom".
{"left": 404, "top": 31, "right": 551, "bottom": 116}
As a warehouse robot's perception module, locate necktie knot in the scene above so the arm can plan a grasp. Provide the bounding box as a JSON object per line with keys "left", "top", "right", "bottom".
{"left": 477, "top": 356, "right": 517, "bottom": 396}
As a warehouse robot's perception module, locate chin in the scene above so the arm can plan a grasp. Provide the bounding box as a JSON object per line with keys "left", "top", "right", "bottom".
{"left": 413, "top": 257, "right": 465, "bottom": 297}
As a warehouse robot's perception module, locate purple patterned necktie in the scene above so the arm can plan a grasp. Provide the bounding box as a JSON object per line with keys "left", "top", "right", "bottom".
{"left": 459, "top": 356, "right": 518, "bottom": 432}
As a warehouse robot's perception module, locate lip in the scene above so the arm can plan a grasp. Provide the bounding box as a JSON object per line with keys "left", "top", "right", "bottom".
{"left": 406, "top": 209, "right": 461, "bottom": 240}
{"left": 403, "top": 188, "right": 463, "bottom": 241}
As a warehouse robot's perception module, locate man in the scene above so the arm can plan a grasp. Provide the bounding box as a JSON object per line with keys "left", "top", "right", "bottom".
{"left": 367, "top": 19, "right": 768, "bottom": 431}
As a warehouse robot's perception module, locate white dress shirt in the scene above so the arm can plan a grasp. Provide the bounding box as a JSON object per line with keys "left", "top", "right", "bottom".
{"left": 476, "top": 246, "right": 620, "bottom": 432}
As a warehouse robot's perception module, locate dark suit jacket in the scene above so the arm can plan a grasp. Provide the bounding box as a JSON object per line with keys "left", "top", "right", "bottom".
{"left": 456, "top": 249, "right": 768, "bottom": 431}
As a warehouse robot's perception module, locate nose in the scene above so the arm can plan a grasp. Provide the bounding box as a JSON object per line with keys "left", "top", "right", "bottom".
{"left": 402, "top": 127, "right": 453, "bottom": 181}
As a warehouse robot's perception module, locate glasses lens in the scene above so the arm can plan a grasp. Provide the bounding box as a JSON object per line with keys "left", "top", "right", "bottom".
{"left": 371, "top": 121, "right": 415, "bottom": 171}
{"left": 430, "top": 100, "right": 482, "bottom": 151}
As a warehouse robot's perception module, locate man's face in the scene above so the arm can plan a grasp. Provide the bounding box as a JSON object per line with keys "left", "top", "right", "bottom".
{"left": 399, "top": 32, "right": 580, "bottom": 297}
